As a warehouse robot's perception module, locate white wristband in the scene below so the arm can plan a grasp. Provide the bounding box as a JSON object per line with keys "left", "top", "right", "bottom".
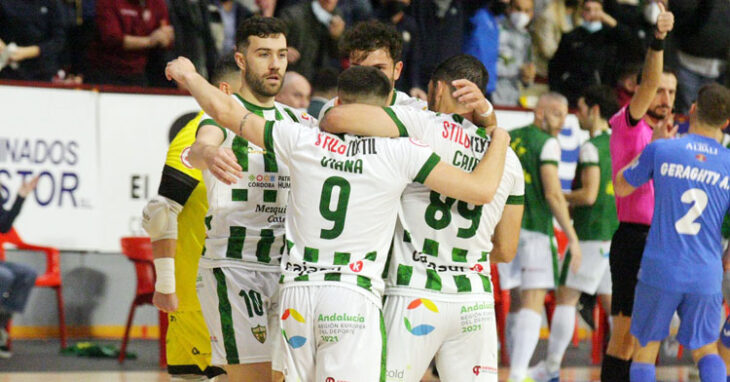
{"left": 479, "top": 99, "right": 494, "bottom": 117}
{"left": 154, "top": 258, "right": 176, "bottom": 294}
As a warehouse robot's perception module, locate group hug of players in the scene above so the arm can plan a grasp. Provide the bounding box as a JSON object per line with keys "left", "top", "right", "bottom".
{"left": 140, "top": 7, "right": 730, "bottom": 382}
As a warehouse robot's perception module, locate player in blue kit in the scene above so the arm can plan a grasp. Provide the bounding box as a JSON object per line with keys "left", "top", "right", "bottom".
{"left": 614, "top": 83, "right": 730, "bottom": 382}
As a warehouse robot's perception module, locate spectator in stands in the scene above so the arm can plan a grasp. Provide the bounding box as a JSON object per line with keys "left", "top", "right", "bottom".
{"left": 307, "top": 67, "right": 339, "bottom": 117}
{"left": 0, "top": 176, "right": 39, "bottom": 359}
{"left": 279, "top": 0, "right": 344, "bottom": 81}
{"left": 603, "top": 0, "right": 654, "bottom": 71}
{"left": 494, "top": 0, "right": 536, "bottom": 106}
{"left": 615, "top": 62, "right": 641, "bottom": 106}
{"left": 276, "top": 71, "right": 311, "bottom": 110}
{"left": 212, "top": 0, "right": 252, "bottom": 56}
{"left": 670, "top": 0, "right": 730, "bottom": 114}
{"left": 548, "top": 0, "right": 623, "bottom": 107}
{"left": 532, "top": 0, "right": 581, "bottom": 80}
{"left": 0, "top": 0, "right": 66, "bottom": 81}
{"left": 411, "top": 0, "right": 464, "bottom": 94}
{"left": 254, "top": 0, "right": 277, "bottom": 17}
{"left": 166, "top": 0, "right": 219, "bottom": 83}
{"left": 377, "top": 0, "right": 425, "bottom": 99}
{"left": 463, "top": 0, "right": 508, "bottom": 97}
{"left": 85, "top": 0, "right": 173, "bottom": 87}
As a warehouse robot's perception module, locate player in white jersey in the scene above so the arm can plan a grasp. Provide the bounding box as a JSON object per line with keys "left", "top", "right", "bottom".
{"left": 322, "top": 54, "right": 524, "bottom": 381}
{"left": 166, "top": 58, "right": 511, "bottom": 382}
{"left": 187, "top": 17, "right": 315, "bottom": 382}
{"left": 317, "top": 20, "right": 427, "bottom": 121}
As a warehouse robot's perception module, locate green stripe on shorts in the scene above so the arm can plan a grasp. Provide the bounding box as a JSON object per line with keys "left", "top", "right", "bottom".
{"left": 380, "top": 312, "right": 387, "bottom": 382}
{"left": 213, "top": 268, "right": 239, "bottom": 364}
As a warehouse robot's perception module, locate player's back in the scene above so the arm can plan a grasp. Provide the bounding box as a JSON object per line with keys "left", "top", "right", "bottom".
{"left": 266, "top": 121, "right": 440, "bottom": 305}
{"left": 382, "top": 108, "right": 524, "bottom": 296}
{"left": 640, "top": 134, "right": 730, "bottom": 293}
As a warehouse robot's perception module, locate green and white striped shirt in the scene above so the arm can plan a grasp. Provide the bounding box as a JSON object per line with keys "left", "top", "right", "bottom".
{"left": 383, "top": 106, "right": 525, "bottom": 299}
{"left": 198, "top": 94, "right": 317, "bottom": 271}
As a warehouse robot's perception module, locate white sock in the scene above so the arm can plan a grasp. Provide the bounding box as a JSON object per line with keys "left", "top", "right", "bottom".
{"left": 508, "top": 309, "right": 543, "bottom": 381}
{"left": 506, "top": 312, "right": 517, "bottom": 354}
{"left": 545, "top": 305, "right": 576, "bottom": 373}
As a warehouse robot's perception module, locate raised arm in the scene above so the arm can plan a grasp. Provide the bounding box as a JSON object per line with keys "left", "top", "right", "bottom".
{"left": 423, "top": 128, "right": 510, "bottom": 205}
{"left": 320, "top": 104, "right": 402, "bottom": 137}
{"left": 628, "top": 2, "right": 673, "bottom": 121}
{"left": 165, "top": 57, "right": 267, "bottom": 148}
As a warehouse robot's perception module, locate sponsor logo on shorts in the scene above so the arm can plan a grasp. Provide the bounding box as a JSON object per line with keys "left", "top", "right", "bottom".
{"left": 472, "top": 365, "right": 497, "bottom": 376}
{"left": 404, "top": 298, "right": 438, "bottom": 336}
{"left": 251, "top": 325, "right": 267, "bottom": 344}
{"left": 324, "top": 377, "right": 350, "bottom": 382}
{"left": 281, "top": 308, "right": 307, "bottom": 349}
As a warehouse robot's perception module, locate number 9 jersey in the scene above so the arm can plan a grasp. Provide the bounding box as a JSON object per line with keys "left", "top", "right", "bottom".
{"left": 623, "top": 134, "right": 730, "bottom": 294}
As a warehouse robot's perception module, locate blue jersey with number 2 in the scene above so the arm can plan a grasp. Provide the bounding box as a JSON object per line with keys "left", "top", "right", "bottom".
{"left": 623, "top": 134, "right": 730, "bottom": 294}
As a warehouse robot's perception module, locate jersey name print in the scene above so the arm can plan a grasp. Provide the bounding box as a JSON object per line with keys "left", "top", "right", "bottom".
{"left": 198, "top": 95, "right": 316, "bottom": 270}
{"left": 266, "top": 121, "right": 440, "bottom": 305}
{"left": 623, "top": 134, "right": 730, "bottom": 294}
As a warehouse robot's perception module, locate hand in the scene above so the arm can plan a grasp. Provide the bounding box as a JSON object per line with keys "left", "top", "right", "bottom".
{"left": 9, "top": 46, "right": 33, "bottom": 62}
{"left": 153, "top": 291, "right": 178, "bottom": 313}
{"left": 451, "top": 79, "right": 492, "bottom": 115}
{"left": 329, "top": 16, "right": 346, "bottom": 39}
{"left": 520, "top": 63, "right": 536, "bottom": 85}
{"left": 410, "top": 87, "right": 427, "bottom": 100}
{"left": 160, "top": 25, "right": 175, "bottom": 48}
{"left": 490, "top": 127, "right": 511, "bottom": 147}
{"left": 287, "top": 46, "right": 301, "bottom": 64}
{"left": 598, "top": 10, "right": 617, "bottom": 28}
{"left": 654, "top": 2, "right": 674, "bottom": 39}
{"left": 567, "top": 240, "right": 582, "bottom": 273}
{"left": 651, "top": 114, "right": 677, "bottom": 141}
{"left": 204, "top": 146, "right": 243, "bottom": 185}
{"left": 18, "top": 175, "right": 39, "bottom": 198}
{"left": 0, "top": 39, "right": 5, "bottom": 54}
{"left": 165, "top": 56, "right": 197, "bottom": 86}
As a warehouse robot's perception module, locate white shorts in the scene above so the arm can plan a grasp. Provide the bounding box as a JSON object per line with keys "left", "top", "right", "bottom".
{"left": 197, "top": 267, "right": 281, "bottom": 367}
{"left": 563, "top": 240, "right": 612, "bottom": 295}
{"left": 278, "top": 284, "right": 384, "bottom": 382}
{"left": 497, "top": 230, "right": 557, "bottom": 290}
{"left": 384, "top": 294, "right": 498, "bottom": 382}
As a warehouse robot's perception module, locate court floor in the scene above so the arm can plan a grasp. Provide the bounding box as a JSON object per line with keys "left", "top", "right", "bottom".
{"left": 0, "top": 367, "right": 698, "bottom": 382}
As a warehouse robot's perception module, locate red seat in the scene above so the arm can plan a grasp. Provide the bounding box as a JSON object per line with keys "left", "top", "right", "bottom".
{"left": 0, "top": 227, "right": 66, "bottom": 349}
{"left": 118, "top": 237, "right": 167, "bottom": 369}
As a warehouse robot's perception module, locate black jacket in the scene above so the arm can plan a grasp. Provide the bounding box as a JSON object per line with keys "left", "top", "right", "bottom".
{"left": 671, "top": 0, "right": 730, "bottom": 59}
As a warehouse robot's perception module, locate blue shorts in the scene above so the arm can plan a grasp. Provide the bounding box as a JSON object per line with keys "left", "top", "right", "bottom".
{"left": 630, "top": 281, "right": 722, "bottom": 350}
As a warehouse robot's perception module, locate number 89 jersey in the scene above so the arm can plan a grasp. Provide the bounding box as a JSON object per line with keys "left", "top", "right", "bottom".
{"left": 623, "top": 134, "right": 730, "bottom": 294}
{"left": 382, "top": 106, "right": 525, "bottom": 297}
{"left": 199, "top": 95, "right": 317, "bottom": 271}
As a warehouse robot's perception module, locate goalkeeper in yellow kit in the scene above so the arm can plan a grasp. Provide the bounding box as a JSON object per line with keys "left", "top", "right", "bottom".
{"left": 142, "top": 57, "right": 240, "bottom": 380}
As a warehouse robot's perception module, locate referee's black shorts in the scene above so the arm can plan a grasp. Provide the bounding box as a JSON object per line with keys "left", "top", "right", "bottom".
{"left": 609, "top": 222, "right": 650, "bottom": 316}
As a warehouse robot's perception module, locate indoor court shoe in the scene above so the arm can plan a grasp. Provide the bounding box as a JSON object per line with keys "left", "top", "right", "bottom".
{"left": 0, "top": 329, "right": 11, "bottom": 358}
{"left": 529, "top": 361, "right": 560, "bottom": 382}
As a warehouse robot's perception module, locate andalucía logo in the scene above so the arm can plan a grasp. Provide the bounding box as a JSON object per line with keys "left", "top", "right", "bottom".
{"left": 403, "top": 298, "right": 438, "bottom": 336}
{"left": 281, "top": 308, "right": 307, "bottom": 349}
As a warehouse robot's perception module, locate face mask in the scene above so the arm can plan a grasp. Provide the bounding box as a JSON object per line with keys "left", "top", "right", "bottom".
{"left": 311, "top": 1, "right": 333, "bottom": 26}
{"left": 509, "top": 11, "right": 531, "bottom": 30}
{"left": 384, "top": 0, "right": 407, "bottom": 17}
{"left": 490, "top": 1, "right": 508, "bottom": 16}
{"left": 583, "top": 20, "right": 603, "bottom": 33}
{"left": 644, "top": 2, "right": 661, "bottom": 24}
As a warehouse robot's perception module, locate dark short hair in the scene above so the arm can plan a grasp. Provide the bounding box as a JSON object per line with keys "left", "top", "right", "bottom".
{"left": 339, "top": 21, "right": 403, "bottom": 62}
{"left": 312, "top": 67, "right": 339, "bottom": 93}
{"left": 431, "top": 54, "right": 489, "bottom": 94}
{"left": 695, "top": 83, "right": 730, "bottom": 127}
{"left": 235, "top": 16, "right": 287, "bottom": 52}
{"left": 337, "top": 66, "right": 391, "bottom": 104}
{"left": 581, "top": 84, "right": 620, "bottom": 120}
{"left": 211, "top": 55, "right": 240, "bottom": 85}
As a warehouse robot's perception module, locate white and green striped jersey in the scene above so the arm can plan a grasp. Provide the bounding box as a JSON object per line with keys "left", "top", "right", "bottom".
{"left": 317, "top": 90, "right": 427, "bottom": 120}
{"left": 198, "top": 94, "right": 317, "bottom": 271}
{"left": 266, "top": 121, "right": 441, "bottom": 306}
{"left": 382, "top": 106, "right": 525, "bottom": 298}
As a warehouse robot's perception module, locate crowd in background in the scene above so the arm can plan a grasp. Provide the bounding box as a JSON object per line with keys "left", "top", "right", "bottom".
{"left": 2, "top": 0, "right": 730, "bottom": 114}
